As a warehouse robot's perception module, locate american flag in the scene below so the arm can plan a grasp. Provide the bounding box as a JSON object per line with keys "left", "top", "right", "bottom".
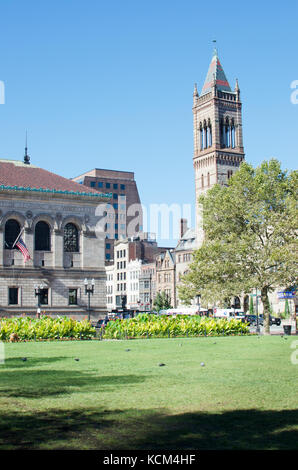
{"left": 16, "top": 237, "right": 31, "bottom": 262}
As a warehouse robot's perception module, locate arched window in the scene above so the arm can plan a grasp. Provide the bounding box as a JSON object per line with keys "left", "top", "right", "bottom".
{"left": 35, "top": 221, "right": 51, "bottom": 251}
{"left": 231, "top": 120, "right": 235, "bottom": 148}
{"left": 225, "top": 118, "right": 230, "bottom": 147}
{"left": 64, "top": 223, "right": 79, "bottom": 252}
{"left": 200, "top": 124, "right": 203, "bottom": 151}
{"left": 207, "top": 172, "right": 210, "bottom": 187}
{"left": 201, "top": 174, "right": 204, "bottom": 189}
{"left": 4, "top": 219, "right": 20, "bottom": 249}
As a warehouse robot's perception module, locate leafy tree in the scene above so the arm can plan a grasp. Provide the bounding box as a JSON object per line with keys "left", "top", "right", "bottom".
{"left": 153, "top": 291, "right": 173, "bottom": 313}
{"left": 178, "top": 159, "right": 298, "bottom": 334}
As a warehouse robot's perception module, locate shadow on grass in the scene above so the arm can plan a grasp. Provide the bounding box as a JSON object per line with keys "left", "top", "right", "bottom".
{"left": 1, "top": 357, "right": 68, "bottom": 369}
{"left": 0, "top": 407, "right": 297, "bottom": 450}
{"left": 0, "top": 368, "right": 147, "bottom": 398}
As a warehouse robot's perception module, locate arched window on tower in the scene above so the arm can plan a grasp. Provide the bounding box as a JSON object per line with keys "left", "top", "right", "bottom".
{"left": 220, "top": 119, "right": 225, "bottom": 148}
{"left": 203, "top": 120, "right": 208, "bottom": 149}
{"left": 231, "top": 119, "right": 235, "bottom": 148}
{"left": 4, "top": 219, "right": 21, "bottom": 249}
{"left": 200, "top": 123, "right": 203, "bottom": 151}
{"left": 207, "top": 172, "right": 210, "bottom": 187}
{"left": 201, "top": 174, "right": 204, "bottom": 189}
{"left": 64, "top": 223, "right": 79, "bottom": 252}
{"left": 35, "top": 221, "right": 51, "bottom": 251}
{"left": 225, "top": 118, "right": 230, "bottom": 147}
{"left": 207, "top": 119, "right": 212, "bottom": 147}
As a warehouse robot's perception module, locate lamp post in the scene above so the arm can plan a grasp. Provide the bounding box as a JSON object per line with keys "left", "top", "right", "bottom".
{"left": 34, "top": 283, "right": 46, "bottom": 318}
{"left": 255, "top": 288, "right": 260, "bottom": 334}
{"left": 84, "top": 278, "right": 95, "bottom": 322}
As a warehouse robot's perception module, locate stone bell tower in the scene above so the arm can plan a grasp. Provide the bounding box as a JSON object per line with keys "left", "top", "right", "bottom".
{"left": 193, "top": 46, "right": 245, "bottom": 244}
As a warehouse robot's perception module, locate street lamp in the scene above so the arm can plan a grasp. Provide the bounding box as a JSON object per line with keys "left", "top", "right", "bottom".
{"left": 255, "top": 288, "right": 260, "bottom": 334}
{"left": 34, "top": 283, "right": 46, "bottom": 318}
{"left": 84, "top": 278, "right": 95, "bottom": 322}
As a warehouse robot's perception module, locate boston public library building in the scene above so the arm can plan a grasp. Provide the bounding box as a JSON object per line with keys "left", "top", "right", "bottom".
{"left": 0, "top": 154, "right": 110, "bottom": 319}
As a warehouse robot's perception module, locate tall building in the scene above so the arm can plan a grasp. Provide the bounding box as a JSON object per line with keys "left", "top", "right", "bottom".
{"left": 193, "top": 47, "right": 245, "bottom": 243}
{"left": 72, "top": 168, "right": 143, "bottom": 262}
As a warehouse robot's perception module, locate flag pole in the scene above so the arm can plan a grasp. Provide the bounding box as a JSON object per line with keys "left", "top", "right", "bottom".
{"left": 12, "top": 227, "right": 24, "bottom": 249}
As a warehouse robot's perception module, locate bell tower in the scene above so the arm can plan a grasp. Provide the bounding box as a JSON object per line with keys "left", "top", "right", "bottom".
{"left": 193, "top": 46, "right": 245, "bottom": 244}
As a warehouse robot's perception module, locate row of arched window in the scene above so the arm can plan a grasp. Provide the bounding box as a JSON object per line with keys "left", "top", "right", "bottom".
{"left": 4, "top": 219, "right": 79, "bottom": 252}
{"left": 200, "top": 172, "right": 211, "bottom": 189}
{"left": 199, "top": 119, "right": 212, "bottom": 150}
{"left": 220, "top": 117, "right": 236, "bottom": 149}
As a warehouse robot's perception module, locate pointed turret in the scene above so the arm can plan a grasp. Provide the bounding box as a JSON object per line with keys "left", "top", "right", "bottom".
{"left": 201, "top": 47, "right": 231, "bottom": 96}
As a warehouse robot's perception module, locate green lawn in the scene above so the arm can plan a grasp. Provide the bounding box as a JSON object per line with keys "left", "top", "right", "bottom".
{"left": 0, "top": 336, "right": 297, "bottom": 450}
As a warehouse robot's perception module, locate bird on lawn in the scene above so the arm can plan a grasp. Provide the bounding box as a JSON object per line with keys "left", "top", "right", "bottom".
{"left": 159, "top": 363, "right": 166, "bottom": 367}
{"left": 21, "top": 357, "right": 27, "bottom": 362}
{"left": 74, "top": 358, "right": 80, "bottom": 361}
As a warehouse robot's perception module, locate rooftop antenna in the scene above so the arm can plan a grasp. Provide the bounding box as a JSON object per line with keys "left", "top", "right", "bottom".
{"left": 212, "top": 39, "right": 218, "bottom": 56}
{"left": 24, "top": 131, "right": 30, "bottom": 164}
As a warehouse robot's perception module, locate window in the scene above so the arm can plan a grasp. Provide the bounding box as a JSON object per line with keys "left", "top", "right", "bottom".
{"left": 69, "top": 288, "right": 78, "bottom": 305}
{"left": 120, "top": 184, "right": 125, "bottom": 190}
{"left": 4, "top": 219, "right": 20, "bottom": 249}
{"left": 113, "top": 193, "right": 118, "bottom": 199}
{"left": 98, "top": 182, "right": 103, "bottom": 188}
{"left": 113, "top": 183, "right": 118, "bottom": 189}
{"left": 90, "top": 181, "right": 96, "bottom": 188}
{"left": 106, "top": 243, "right": 111, "bottom": 249}
{"left": 106, "top": 253, "right": 111, "bottom": 260}
{"left": 40, "top": 288, "right": 49, "bottom": 305}
{"left": 9, "top": 287, "right": 18, "bottom": 305}
{"left": 113, "top": 203, "right": 118, "bottom": 210}
{"left": 35, "top": 221, "right": 51, "bottom": 251}
{"left": 106, "top": 182, "right": 111, "bottom": 188}
{"left": 64, "top": 223, "right": 79, "bottom": 252}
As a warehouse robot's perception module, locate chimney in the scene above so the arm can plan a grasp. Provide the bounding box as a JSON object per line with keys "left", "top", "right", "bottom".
{"left": 180, "top": 218, "right": 188, "bottom": 238}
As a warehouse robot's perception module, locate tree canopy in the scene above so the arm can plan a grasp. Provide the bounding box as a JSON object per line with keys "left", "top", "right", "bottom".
{"left": 178, "top": 159, "right": 298, "bottom": 334}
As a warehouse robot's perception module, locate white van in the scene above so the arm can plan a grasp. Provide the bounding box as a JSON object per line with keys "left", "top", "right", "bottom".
{"left": 213, "top": 308, "right": 245, "bottom": 320}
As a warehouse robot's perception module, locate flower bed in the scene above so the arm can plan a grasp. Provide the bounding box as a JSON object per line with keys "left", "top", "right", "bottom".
{"left": 0, "top": 316, "right": 96, "bottom": 342}
{"left": 103, "top": 313, "right": 249, "bottom": 339}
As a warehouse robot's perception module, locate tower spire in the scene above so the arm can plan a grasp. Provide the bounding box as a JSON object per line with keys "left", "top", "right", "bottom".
{"left": 24, "top": 131, "right": 30, "bottom": 165}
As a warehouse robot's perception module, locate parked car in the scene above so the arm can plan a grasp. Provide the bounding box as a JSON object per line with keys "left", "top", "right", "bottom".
{"left": 244, "top": 314, "right": 257, "bottom": 326}
{"left": 258, "top": 315, "right": 281, "bottom": 326}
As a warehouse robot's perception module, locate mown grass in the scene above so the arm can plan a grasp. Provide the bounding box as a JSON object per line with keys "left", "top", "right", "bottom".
{"left": 0, "top": 336, "right": 297, "bottom": 450}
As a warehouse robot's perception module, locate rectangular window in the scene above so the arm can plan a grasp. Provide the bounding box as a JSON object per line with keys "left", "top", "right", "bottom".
{"left": 113, "top": 193, "right": 118, "bottom": 199}
{"left": 9, "top": 287, "right": 18, "bottom": 305}
{"left": 120, "top": 184, "right": 125, "bottom": 190}
{"left": 106, "top": 182, "right": 111, "bottom": 188}
{"left": 40, "top": 289, "right": 49, "bottom": 305}
{"left": 98, "top": 182, "right": 103, "bottom": 188}
{"left": 113, "top": 183, "right": 118, "bottom": 189}
{"left": 90, "top": 181, "right": 96, "bottom": 188}
{"left": 69, "top": 288, "right": 78, "bottom": 305}
{"left": 105, "top": 253, "right": 111, "bottom": 260}
{"left": 113, "top": 203, "right": 118, "bottom": 210}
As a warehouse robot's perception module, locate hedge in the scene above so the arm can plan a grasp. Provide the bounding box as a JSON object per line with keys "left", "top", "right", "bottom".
{"left": 103, "top": 313, "right": 249, "bottom": 339}
{"left": 0, "top": 316, "right": 96, "bottom": 341}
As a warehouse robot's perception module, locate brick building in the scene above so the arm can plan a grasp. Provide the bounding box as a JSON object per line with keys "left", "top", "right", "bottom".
{"left": 193, "top": 47, "right": 245, "bottom": 244}
{"left": 72, "top": 168, "right": 143, "bottom": 263}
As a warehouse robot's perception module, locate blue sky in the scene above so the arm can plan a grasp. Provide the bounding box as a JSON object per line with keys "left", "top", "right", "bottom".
{"left": 0, "top": 0, "right": 297, "bottom": 246}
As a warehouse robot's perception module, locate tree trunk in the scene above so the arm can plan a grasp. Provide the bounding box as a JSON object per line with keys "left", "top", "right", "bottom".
{"left": 261, "top": 286, "right": 270, "bottom": 335}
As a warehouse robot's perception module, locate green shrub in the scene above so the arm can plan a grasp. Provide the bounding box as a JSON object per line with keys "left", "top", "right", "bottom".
{"left": 103, "top": 313, "right": 249, "bottom": 339}
{"left": 0, "top": 316, "right": 96, "bottom": 342}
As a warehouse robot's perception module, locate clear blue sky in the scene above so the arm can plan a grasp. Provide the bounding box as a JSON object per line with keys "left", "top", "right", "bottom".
{"left": 0, "top": 1, "right": 297, "bottom": 246}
